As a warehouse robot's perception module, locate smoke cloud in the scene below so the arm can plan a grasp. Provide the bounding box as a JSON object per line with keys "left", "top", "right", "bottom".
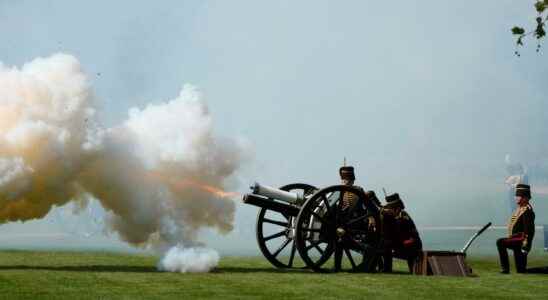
{"left": 0, "top": 53, "right": 247, "bottom": 272}
{"left": 158, "top": 245, "right": 220, "bottom": 273}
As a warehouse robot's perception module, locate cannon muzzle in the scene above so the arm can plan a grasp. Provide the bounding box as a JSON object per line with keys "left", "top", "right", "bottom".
{"left": 250, "top": 182, "right": 304, "bottom": 204}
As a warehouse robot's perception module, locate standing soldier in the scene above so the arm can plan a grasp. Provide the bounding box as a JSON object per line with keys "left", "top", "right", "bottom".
{"left": 497, "top": 183, "right": 535, "bottom": 274}
{"left": 380, "top": 193, "right": 422, "bottom": 273}
{"left": 334, "top": 165, "right": 380, "bottom": 272}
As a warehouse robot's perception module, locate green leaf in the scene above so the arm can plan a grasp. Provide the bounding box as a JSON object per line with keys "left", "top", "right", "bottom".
{"left": 535, "top": 1, "right": 546, "bottom": 13}
{"left": 512, "top": 26, "right": 526, "bottom": 35}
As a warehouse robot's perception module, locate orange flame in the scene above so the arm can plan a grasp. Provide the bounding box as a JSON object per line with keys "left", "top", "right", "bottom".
{"left": 147, "top": 171, "right": 240, "bottom": 199}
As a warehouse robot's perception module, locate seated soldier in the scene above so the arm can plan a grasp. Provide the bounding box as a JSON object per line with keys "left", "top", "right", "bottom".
{"left": 497, "top": 183, "right": 535, "bottom": 274}
{"left": 335, "top": 165, "right": 380, "bottom": 272}
{"left": 380, "top": 193, "right": 422, "bottom": 273}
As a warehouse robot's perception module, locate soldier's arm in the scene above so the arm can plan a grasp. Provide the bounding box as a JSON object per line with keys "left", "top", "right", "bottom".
{"left": 402, "top": 211, "right": 421, "bottom": 240}
{"left": 358, "top": 190, "right": 379, "bottom": 232}
{"left": 521, "top": 209, "right": 535, "bottom": 250}
{"left": 364, "top": 190, "right": 382, "bottom": 209}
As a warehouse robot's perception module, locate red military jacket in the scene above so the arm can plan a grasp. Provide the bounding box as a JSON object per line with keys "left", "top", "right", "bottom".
{"left": 508, "top": 204, "right": 535, "bottom": 251}
{"left": 380, "top": 209, "right": 422, "bottom": 250}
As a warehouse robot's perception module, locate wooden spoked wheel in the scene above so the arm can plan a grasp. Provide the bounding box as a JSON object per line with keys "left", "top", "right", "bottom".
{"left": 295, "top": 185, "right": 379, "bottom": 272}
{"left": 255, "top": 183, "right": 317, "bottom": 268}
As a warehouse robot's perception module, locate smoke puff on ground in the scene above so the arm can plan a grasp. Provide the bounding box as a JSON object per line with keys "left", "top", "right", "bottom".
{"left": 158, "top": 246, "right": 220, "bottom": 273}
{"left": 0, "top": 53, "right": 248, "bottom": 272}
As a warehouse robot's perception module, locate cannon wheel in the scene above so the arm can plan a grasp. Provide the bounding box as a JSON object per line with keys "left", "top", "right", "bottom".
{"left": 256, "top": 183, "right": 317, "bottom": 268}
{"left": 294, "top": 185, "right": 378, "bottom": 272}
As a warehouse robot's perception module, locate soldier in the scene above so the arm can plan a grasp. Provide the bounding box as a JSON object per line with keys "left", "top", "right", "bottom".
{"left": 339, "top": 166, "right": 381, "bottom": 212}
{"left": 380, "top": 193, "right": 422, "bottom": 273}
{"left": 334, "top": 166, "right": 380, "bottom": 272}
{"left": 497, "top": 183, "right": 535, "bottom": 274}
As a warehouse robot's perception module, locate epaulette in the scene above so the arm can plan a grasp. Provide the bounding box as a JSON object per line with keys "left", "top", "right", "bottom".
{"left": 399, "top": 211, "right": 410, "bottom": 220}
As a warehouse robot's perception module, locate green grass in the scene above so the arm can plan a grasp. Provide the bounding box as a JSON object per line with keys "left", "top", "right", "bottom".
{"left": 0, "top": 250, "right": 547, "bottom": 299}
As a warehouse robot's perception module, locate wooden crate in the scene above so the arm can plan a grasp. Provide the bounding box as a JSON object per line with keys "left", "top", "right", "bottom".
{"left": 414, "top": 250, "right": 472, "bottom": 276}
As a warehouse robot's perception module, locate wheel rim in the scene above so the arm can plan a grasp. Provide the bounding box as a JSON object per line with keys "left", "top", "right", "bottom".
{"left": 295, "top": 185, "right": 378, "bottom": 272}
{"left": 256, "top": 183, "right": 317, "bottom": 268}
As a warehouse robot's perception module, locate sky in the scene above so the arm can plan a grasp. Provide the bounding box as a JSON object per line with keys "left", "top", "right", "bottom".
{"left": 0, "top": 0, "right": 547, "bottom": 253}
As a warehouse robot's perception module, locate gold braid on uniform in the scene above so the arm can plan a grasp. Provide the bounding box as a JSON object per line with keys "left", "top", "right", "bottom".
{"left": 341, "top": 191, "right": 358, "bottom": 210}
{"left": 507, "top": 204, "right": 532, "bottom": 237}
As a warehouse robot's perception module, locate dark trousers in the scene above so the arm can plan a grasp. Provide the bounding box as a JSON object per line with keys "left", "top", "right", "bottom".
{"left": 383, "top": 248, "right": 419, "bottom": 273}
{"left": 496, "top": 237, "right": 528, "bottom": 273}
{"left": 333, "top": 239, "right": 379, "bottom": 272}
{"left": 360, "top": 244, "right": 381, "bottom": 272}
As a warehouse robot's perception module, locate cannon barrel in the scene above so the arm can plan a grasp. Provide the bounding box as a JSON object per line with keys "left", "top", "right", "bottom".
{"left": 243, "top": 194, "right": 300, "bottom": 217}
{"left": 250, "top": 182, "right": 304, "bottom": 204}
{"left": 243, "top": 182, "right": 318, "bottom": 269}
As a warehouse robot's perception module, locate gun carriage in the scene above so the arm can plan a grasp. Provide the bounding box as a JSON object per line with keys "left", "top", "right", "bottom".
{"left": 243, "top": 182, "right": 378, "bottom": 272}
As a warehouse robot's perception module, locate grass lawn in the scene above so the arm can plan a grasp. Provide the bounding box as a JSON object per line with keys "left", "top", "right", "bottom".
{"left": 0, "top": 250, "right": 547, "bottom": 299}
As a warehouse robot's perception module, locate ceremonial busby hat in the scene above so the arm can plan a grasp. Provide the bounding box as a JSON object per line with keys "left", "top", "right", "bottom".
{"left": 339, "top": 166, "right": 355, "bottom": 180}
{"left": 384, "top": 193, "right": 405, "bottom": 209}
{"left": 515, "top": 184, "right": 531, "bottom": 199}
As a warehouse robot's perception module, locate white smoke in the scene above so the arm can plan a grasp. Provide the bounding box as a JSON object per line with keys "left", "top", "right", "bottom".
{"left": 158, "top": 245, "right": 220, "bottom": 273}
{"left": 0, "top": 53, "right": 248, "bottom": 272}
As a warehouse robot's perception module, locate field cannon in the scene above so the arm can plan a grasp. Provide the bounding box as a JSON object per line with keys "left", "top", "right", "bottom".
{"left": 243, "top": 182, "right": 379, "bottom": 272}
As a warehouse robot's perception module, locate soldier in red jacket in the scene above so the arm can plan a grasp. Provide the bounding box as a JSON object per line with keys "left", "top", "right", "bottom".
{"left": 380, "top": 193, "right": 422, "bottom": 273}
{"left": 497, "top": 183, "right": 535, "bottom": 274}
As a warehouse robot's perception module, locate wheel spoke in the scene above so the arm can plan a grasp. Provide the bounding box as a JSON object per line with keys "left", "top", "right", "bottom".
{"left": 273, "top": 238, "right": 291, "bottom": 258}
{"left": 264, "top": 230, "right": 286, "bottom": 241}
{"left": 310, "top": 211, "right": 327, "bottom": 223}
{"left": 257, "top": 184, "right": 319, "bottom": 269}
{"left": 263, "top": 218, "right": 288, "bottom": 227}
{"left": 320, "top": 195, "right": 333, "bottom": 214}
{"left": 281, "top": 212, "right": 290, "bottom": 220}
{"left": 344, "top": 248, "right": 357, "bottom": 269}
{"left": 313, "top": 244, "right": 325, "bottom": 255}
{"left": 301, "top": 228, "right": 321, "bottom": 233}
{"left": 305, "top": 239, "right": 326, "bottom": 251}
{"left": 288, "top": 241, "right": 297, "bottom": 267}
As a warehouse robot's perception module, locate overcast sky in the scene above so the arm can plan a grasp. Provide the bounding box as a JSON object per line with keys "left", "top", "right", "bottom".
{"left": 1, "top": 0, "right": 547, "bottom": 252}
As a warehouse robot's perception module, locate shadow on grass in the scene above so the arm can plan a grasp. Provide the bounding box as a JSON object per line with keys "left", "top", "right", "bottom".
{"left": 0, "top": 265, "right": 415, "bottom": 275}
{"left": 527, "top": 266, "right": 548, "bottom": 274}
{"left": 214, "top": 267, "right": 412, "bottom": 275}
{"left": 0, "top": 265, "right": 157, "bottom": 273}
{"left": 214, "top": 267, "right": 309, "bottom": 274}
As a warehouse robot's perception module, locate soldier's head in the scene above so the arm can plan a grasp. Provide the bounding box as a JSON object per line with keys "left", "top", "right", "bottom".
{"left": 515, "top": 184, "right": 531, "bottom": 206}
{"left": 384, "top": 193, "right": 404, "bottom": 214}
{"left": 339, "top": 166, "right": 355, "bottom": 186}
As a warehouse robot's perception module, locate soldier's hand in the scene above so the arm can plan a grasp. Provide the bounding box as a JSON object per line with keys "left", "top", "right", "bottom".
{"left": 403, "top": 238, "right": 415, "bottom": 247}
{"left": 368, "top": 216, "right": 376, "bottom": 232}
